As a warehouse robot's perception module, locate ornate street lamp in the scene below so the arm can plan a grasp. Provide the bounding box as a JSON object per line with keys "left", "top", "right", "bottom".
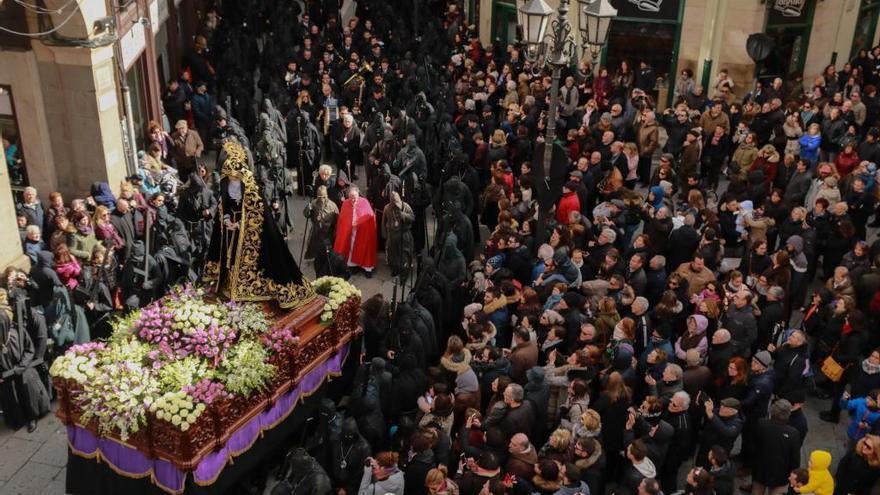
{"left": 517, "top": 0, "right": 554, "bottom": 60}
{"left": 578, "top": 0, "right": 617, "bottom": 65}
{"left": 516, "top": 0, "right": 616, "bottom": 243}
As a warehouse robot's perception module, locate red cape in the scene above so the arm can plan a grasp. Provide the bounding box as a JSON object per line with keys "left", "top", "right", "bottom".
{"left": 333, "top": 197, "right": 378, "bottom": 269}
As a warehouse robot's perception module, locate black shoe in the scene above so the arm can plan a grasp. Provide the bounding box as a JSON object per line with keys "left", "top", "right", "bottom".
{"left": 27, "top": 420, "right": 37, "bottom": 433}
{"left": 819, "top": 411, "right": 840, "bottom": 423}
{"left": 364, "top": 270, "right": 372, "bottom": 279}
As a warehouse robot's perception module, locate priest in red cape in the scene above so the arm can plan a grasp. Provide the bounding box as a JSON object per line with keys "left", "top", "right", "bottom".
{"left": 333, "top": 185, "right": 378, "bottom": 276}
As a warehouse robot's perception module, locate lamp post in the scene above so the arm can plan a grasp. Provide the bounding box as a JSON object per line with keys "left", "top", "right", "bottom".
{"left": 517, "top": 0, "right": 616, "bottom": 244}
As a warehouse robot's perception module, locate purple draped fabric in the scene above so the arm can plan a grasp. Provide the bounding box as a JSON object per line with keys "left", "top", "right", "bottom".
{"left": 67, "top": 344, "right": 349, "bottom": 494}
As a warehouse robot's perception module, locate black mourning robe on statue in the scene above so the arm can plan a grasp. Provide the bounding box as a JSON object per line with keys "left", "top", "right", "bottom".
{"left": 206, "top": 178, "right": 304, "bottom": 288}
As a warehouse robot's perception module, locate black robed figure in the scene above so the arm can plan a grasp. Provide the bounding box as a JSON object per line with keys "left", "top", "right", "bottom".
{"left": 203, "top": 140, "right": 314, "bottom": 308}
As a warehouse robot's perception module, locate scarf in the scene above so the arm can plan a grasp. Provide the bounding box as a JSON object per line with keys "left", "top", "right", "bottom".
{"left": 863, "top": 359, "right": 880, "bottom": 375}
{"left": 77, "top": 224, "right": 94, "bottom": 236}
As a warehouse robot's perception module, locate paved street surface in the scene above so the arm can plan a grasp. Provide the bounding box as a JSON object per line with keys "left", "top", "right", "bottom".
{"left": 0, "top": 173, "right": 854, "bottom": 494}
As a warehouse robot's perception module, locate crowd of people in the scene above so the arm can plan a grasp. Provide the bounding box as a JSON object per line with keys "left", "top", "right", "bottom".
{"left": 6, "top": 0, "right": 880, "bottom": 494}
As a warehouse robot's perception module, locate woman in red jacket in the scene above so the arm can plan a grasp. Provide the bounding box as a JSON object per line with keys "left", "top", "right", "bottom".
{"left": 835, "top": 143, "right": 861, "bottom": 177}
{"left": 556, "top": 181, "right": 581, "bottom": 224}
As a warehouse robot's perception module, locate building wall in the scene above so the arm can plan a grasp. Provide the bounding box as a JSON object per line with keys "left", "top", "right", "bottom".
{"left": 804, "top": 0, "right": 861, "bottom": 81}
{"left": 32, "top": 42, "right": 128, "bottom": 200}
{"left": 708, "top": 1, "right": 765, "bottom": 95}
{"left": 0, "top": 49, "right": 58, "bottom": 202}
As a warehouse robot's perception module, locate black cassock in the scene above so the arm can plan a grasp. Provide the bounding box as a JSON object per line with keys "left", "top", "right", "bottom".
{"left": 0, "top": 310, "right": 49, "bottom": 429}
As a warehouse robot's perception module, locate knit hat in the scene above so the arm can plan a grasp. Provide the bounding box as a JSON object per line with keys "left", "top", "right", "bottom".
{"left": 486, "top": 255, "right": 504, "bottom": 270}
{"left": 753, "top": 350, "right": 773, "bottom": 368}
{"left": 564, "top": 180, "right": 579, "bottom": 191}
{"left": 660, "top": 153, "right": 675, "bottom": 162}
{"left": 175, "top": 120, "right": 188, "bottom": 129}
{"left": 600, "top": 112, "right": 612, "bottom": 121}
{"left": 720, "top": 398, "right": 741, "bottom": 411}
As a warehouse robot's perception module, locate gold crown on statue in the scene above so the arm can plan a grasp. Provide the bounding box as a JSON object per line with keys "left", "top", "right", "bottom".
{"left": 220, "top": 140, "right": 249, "bottom": 179}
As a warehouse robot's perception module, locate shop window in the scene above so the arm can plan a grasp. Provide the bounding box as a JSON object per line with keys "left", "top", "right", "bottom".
{"left": 491, "top": 1, "right": 519, "bottom": 47}
{"left": 758, "top": 0, "right": 816, "bottom": 81}
{"left": 851, "top": 0, "right": 880, "bottom": 58}
{"left": 126, "top": 57, "right": 150, "bottom": 151}
{"left": 605, "top": 21, "right": 677, "bottom": 87}
{"left": 0, "top": 85, "right": 28, "bottom": 204}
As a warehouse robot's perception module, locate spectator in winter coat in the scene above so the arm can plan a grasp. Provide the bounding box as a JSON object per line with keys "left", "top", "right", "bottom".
{"left": 675, "top": 254, "right": 716, "bottom": 297}
{"left": 619, "top": 439, "right": 657, "bottom": 494}
{"left": 725, "top": 291, "right": 758, "bottom": 353}
{"left": 508, "top": 329, "right": 539, "bottom": 385}
{"left": 16, "top": 187, "right": 44, "bottom": 229}
{"left": 839, "top": 390, "right": 880, "bottom": 445}
{"left": 769, "top": 329, "right": 808, "bottom": 399}
{"left": 798, "top": 123, "right": 822, "bottom": 168}
{"left": 556, "top": 182, "right": 581, "bottom": 225}
{"left": 750, "top": 400, "right": 801, "bottom": 495}
{"left": 675, "top": 314, "right": 709, "bottom": 362}
{"left": 696, "top": 397, "right": 744, "bottom": 468}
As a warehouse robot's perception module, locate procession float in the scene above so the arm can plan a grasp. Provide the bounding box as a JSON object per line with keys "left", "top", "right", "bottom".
{"left": 50, "top": 141, "right": 362, "bottom": 494}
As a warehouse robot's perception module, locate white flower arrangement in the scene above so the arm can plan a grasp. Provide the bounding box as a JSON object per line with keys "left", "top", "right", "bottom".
{"left": 77, "top": 361, "right": 159, "bottom": 441}
{"left": 149, "top": 391, "right": 206, "bottom": 431}
{"left": 312, "top": 276, "right": 361, "bottom": 324}
{"left": 50, "top": 353, "right": 101, "bottom": 383}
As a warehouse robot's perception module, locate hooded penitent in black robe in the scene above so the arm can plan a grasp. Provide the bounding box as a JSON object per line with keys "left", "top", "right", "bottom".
{"left": 0, "top": 306, "right": 50, "bottom": 429}
{"left": 177, "top": 170, "right": 217, "bottom": 259}
{"left": 303, "top": 195, "right": 339, "bottom": 260}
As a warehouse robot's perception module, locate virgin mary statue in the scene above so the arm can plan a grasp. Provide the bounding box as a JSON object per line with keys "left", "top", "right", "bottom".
{"left": 203, "top": 140, "right": 314, "bottom": 308}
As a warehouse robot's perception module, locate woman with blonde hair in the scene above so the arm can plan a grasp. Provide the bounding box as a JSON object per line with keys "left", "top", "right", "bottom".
{"left": 425, "top": 466, "right": 459, "bottom": 495}
{"left": 92, "top": 205, "right": 124, "bottom": 251}
{"left": 576, "top": 408, "right": 602, "bottom": 439}
{"left": 540, "top": 428, "right": 573, "bottom": 463}
{"left": 119, "top": 180, "right": 146, "bottom": 209}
